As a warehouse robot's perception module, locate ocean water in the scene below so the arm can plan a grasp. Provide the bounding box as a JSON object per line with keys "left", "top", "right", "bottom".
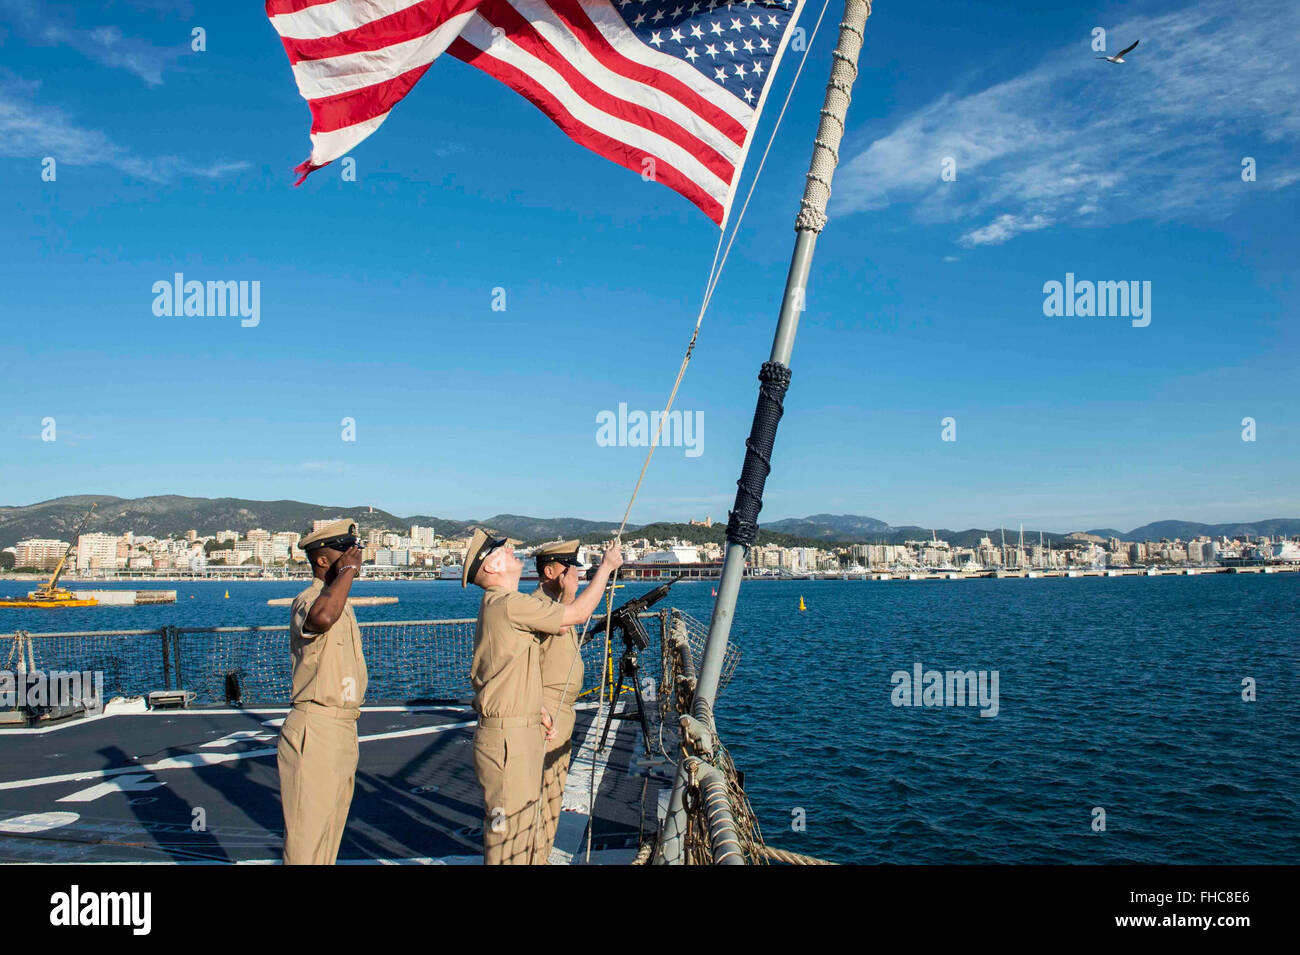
{"left": 4, "top": 573, "right": 1298, "bottom": 864}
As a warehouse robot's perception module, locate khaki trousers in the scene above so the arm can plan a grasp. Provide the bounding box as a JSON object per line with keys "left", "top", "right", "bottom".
{"left": 474, "top": 715, "right": 544, "bottom": 865}
{"left": 536, "top": 705, "right": 576, "bottom": 863}
{"left": 277, "top": 704, "right": 360, "bottom": 865}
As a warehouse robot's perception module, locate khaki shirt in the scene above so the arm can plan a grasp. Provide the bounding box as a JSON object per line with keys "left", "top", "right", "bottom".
{"left": 471, "top": 586, "right": 565, "bottom": 719}
{"left": 289, "top": 578, "right": 368, "bottom": 709}
{"left": 535, "top": 586, "right": 584, "bottom": 714}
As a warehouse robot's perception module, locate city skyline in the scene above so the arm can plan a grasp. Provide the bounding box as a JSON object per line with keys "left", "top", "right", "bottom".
{"left": 2, "top": 0, "right": 1296, "bottom": 531}
{"left": 10, "top": 515, "right": 1294, "bottom": 577}
{"left": 2, "top": 491, "right": 1299, "bottom": 544}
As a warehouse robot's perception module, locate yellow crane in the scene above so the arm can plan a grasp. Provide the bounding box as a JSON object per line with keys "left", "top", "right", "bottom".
{"left": 0, "top": 502, "right": 100, "bottom": 608}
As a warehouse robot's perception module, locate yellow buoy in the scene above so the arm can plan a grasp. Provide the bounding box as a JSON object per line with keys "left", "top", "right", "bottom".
{"left": 224, "top": 590, "right": 230, "bottom": 599}
{"left": 798, "top": 596, "right": 807, "bottom": 611}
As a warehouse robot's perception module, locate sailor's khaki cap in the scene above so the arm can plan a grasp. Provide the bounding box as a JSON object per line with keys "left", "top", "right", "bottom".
{"left": 462, "top": 528, "right": 519, "bottom": 587}
{"left": 535, "top": 539, "right": 580, "bottom": 573}
{"left": 300, "top": 519, "right": 359, "bottom": 552}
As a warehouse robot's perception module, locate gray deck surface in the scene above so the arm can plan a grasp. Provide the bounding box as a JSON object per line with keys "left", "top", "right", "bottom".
{"left": 0, "top": 700, "right": 667, "bottom": 864}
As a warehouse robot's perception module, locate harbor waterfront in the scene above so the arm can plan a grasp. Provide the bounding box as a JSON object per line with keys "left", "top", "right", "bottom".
{"left": 5, "top": 573, "right": 1297, "bottom": 865}
{"left": 10, "top": 499, "right": 1295, "bottom": 584}
{"left": 4, "top": 562, "right": 1295, "bottom": 586}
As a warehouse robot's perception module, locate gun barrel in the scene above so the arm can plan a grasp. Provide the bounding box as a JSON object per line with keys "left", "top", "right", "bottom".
{"left": 626, "top": 577, "right": 680, "bottom": 612}
{"left": 591, "top": 576, "right": 683, "bottom": 637}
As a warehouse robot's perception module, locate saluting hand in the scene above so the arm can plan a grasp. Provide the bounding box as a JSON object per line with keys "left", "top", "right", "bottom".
{"left": 336, "top": 546, "right": 363, "bottom": 575}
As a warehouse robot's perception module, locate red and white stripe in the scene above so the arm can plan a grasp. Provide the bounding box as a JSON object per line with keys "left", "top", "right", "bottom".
{"left": 267, "top": 0, "right": 802, "bottom": 225}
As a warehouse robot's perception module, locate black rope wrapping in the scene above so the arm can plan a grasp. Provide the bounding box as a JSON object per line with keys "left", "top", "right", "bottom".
{"left": 725, "top": 361, "right": 792, "bottom": 547}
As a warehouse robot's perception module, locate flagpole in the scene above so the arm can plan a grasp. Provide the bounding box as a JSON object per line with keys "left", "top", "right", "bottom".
{"left": 655, "top": 0, "right": 872, "bottom": 865}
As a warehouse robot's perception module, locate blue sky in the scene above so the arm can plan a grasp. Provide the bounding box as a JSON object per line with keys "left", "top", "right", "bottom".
{"left": 1, "top": 0, "right": 1296, "bottom": 533}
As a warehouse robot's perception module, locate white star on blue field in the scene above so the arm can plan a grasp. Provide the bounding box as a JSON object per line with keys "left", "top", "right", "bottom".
{"left": 617, "top": 0, "right": 797, "bottom": 103}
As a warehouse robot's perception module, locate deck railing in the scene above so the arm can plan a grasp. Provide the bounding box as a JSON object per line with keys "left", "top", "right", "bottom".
{"left": 2, "top": 610, "right": 742, "bottom": 709}
{"left": 3, "top": 619, "right": 604, "bottom": 707}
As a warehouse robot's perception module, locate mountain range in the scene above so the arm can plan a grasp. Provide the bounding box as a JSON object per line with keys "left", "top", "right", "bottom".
{"left": 0, "top": 496, "right": 635, "bottom": 550}
{"left": 1, "top": 496, "right": 1296, "bottom": 550}
{"left": 761, "top": 513, "right": 1300, "bottom": 545}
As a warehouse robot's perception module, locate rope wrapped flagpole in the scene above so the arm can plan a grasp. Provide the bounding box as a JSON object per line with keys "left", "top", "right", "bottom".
{"left": 655, "top": 0, "right": 873, "bottom": 865}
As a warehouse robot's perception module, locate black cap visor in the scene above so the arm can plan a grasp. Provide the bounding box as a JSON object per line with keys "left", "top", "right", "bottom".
{"left": 306, "top": 534, "right": 359, "bottom": 554}
{"left": 467, "top": 536, "right": 510, "bottom": 584}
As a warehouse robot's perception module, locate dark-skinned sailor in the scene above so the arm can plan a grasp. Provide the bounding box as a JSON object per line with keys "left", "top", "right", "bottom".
{"left": 277, "top": 519, "right": 367, "bottom": 865}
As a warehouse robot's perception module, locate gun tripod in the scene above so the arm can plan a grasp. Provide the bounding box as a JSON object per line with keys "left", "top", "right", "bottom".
{"left": 596, "top": 636, "right": 653, "bottom": 756}
{"left": 590, "top": 576, "right": 683, "bottom": 757}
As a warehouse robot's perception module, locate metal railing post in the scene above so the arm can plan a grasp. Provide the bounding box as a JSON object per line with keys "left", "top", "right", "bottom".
{"left": 169, "top": 627, "right": 183, "bottom": 691}
{"left": 160, "top": 629, "right": 173, "bottom": 691}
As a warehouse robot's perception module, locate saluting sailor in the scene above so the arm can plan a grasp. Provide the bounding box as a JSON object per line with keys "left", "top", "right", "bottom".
{"left": 532, "top": 540, "right": 586, "bottom": 862}
{"left": 463, "top": 529, "right": 622, "bottom": 864}
{"left": 276, "top": 519, "right": 368, "bottom": 865}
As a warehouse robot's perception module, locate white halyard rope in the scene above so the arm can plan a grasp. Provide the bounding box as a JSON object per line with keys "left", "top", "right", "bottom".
{"left": 568, "top": 0, "right": 838, "bottom": 863}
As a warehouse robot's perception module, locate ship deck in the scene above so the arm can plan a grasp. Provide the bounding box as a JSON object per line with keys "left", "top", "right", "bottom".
{"left": 0, "top": 700, "right": 666, "bottom": 865}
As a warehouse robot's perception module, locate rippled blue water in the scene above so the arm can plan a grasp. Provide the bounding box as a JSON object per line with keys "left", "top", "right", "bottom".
{"left": 6, "top": 573, "right": 1298, "bottom": 864}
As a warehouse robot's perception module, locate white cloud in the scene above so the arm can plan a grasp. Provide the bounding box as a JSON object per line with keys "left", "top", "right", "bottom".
{"left": 0, "top": 0, "right": 183, "bottom": 86}
{"left": 0, "top": 76, "right": 248, "bottom": 182}
{"left": 960, "top": 213, "right": 1052, "bottom": 247}
{"left": 837, "top": 0, "right": 1300, "bottom": 244}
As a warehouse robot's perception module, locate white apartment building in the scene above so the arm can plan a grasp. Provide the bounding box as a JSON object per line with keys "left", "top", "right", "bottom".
{"left": 272, "top": 531, "right": 303, "bottom": 561}
{"left": 15, "top": 539, "right": 68, "bottom": 572}
{"left": 234, "top": 540, "right": 269, "bottom": 564}
{"left": 76, "top": 533, "right": 122, "bottom": 571}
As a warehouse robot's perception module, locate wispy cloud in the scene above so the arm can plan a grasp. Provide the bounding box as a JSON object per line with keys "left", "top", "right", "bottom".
{"left": 838, "top": 0, "right": 1300, "bottom": 245}
{"left": 0, "top": 0, "right": 184, "bottom": 86}
{"left": 0, "top": 74, "right": 248, "bottom": 182}
{"left": 960, "top": 213, "right": 1052, "bottom": 247}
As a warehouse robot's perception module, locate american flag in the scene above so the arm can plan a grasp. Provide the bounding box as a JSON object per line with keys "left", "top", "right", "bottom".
{"left": 266, "top": 0, "right": 806, "bottom": 226}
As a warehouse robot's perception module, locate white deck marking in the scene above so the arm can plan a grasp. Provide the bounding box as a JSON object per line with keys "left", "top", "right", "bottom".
{"left": 201, "top": 730, "right": 278, "bottom": 748}
{"left": 0, "top": 703, "right": 467, "bottom": 735}
{"left": 0, "top": 811, "right": 80, "bottom": 833}
{"left": 128, "top": 705, "right": 469, "bottom": 716}
{"left": 57, "top": 774, "right": 165, "bottom": 803}
{"left": 549, "top": 703, "right": 613, "bottom": 865}
{"left": 0, "top": 718, "right": 477, "bottom": 791}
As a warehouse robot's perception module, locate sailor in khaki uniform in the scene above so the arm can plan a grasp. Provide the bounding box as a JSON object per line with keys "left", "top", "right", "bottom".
{"left": 464, "top": 528, "right": 622, "bottom": 864}
{"left": 532, "top": 540, "right": 585, "bottom": 862}
{"left": 277, "top": 519, "right": 368, "bottom": 865}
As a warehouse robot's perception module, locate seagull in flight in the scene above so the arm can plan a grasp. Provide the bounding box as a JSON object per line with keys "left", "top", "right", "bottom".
{"left": 1097, "top": 39, "right": 1139, "bottom": 63}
